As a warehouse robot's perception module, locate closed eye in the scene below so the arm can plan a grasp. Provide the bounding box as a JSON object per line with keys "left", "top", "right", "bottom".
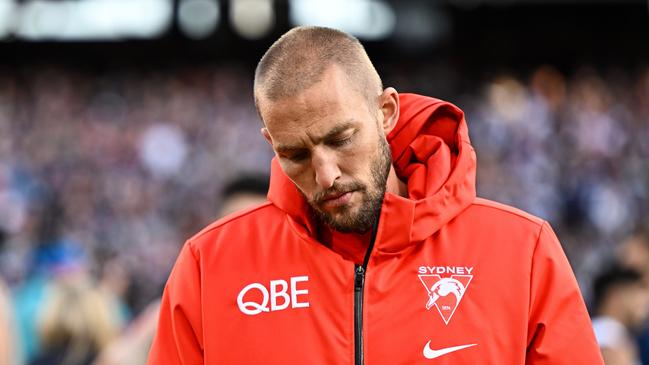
{"left": 329, "top": 137, "right": 352, "bottom": 147}
{"left": 327, "top": 129, "right": 356, "bottom": 148}
{"left": 285, "top": 151, "right": 309, "bottom": 162}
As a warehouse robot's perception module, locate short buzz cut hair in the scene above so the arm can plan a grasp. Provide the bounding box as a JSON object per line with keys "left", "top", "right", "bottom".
{"left": 254, "top": 26, "right": 383, "bottom": 117}
{"left": 593, "top": 265, "right": 644, "bottom": 313}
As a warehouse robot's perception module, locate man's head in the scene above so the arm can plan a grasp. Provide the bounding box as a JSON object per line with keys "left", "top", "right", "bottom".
{"left": 594, "top": 266, "right": 649, "bottom": 329}
{"left": 219, "top": 174, "right": 270, "bottom": 217}
{"left": 254, "top": 26, "right": 400, "bottom": 233}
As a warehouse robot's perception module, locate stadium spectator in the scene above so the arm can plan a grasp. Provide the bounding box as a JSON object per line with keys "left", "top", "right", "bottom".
{"left": 91, "top": 300, "right": 160, "bottom": 365}
{"left": 30, "top": 267, "right": 121, "bottom": 365}
{"left": 592, "top": 266, "right": 649, "bottom": 365}
{"left": 618, "top": 232, "right": 649, "bottom": 365}
{"left": 218, "top": 173, "right": 271, "bottom": 216}
{"left": 0, "top": 274, "right": 20, "bottom": 365}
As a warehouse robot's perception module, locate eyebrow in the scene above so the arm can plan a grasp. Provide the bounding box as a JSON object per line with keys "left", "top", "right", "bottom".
{"left": 275, "top": 120, "right": 356, "bottom": 153}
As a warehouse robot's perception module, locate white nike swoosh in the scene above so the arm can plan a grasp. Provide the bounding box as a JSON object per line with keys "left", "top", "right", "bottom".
{"left": 423, "top": 341, "right": 477, "bottom": 359}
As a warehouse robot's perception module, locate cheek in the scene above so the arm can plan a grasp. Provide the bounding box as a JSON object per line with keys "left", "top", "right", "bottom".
{"left": 633, "top": 293, "right": 649, "bottom": 314}
{"left": 341, "top": 137, "right": 380, "bottom": 176}
{"left": 642, "top": 293, "right": 649, "bottom": 308}
{"left": 345, "top": 158, "right": 368, "bottom": 179}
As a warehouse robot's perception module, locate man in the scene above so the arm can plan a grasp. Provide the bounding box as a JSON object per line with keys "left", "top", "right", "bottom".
{"left": 147, "top": 26, "right": 603, "bottom": 364}
{"left": 618, "top": 231, "right": 649, "bottom": 365}
{"left": 218, "top": 174, "right": 271, "bottom": 217}
{"left": 591, "top": 266, "right": 649, "bottom": 365}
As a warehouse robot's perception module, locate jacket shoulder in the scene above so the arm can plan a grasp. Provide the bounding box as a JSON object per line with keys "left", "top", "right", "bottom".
{"left": 469, "top": 197, "right": 545, "bottom": 228}
{"left": 187, "top": 201, "right": 281, "bottom": 249}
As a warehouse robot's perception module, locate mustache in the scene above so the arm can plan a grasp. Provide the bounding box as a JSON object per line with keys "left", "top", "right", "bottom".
{"left": 312, "top": 181, "right": 365, "bottom": 204}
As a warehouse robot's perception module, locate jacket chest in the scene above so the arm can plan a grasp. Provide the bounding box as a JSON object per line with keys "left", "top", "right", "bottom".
{"left": 201, "top": 237, "right": 530, "bottom": 365}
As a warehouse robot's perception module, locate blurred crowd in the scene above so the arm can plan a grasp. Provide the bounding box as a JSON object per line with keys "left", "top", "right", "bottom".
{"left": 0, "top": 65, "right": 274, "bottom": 364}
{"left": 462, "top": 66, "right": 649, "bottom": 279}
{"left": 0, "top": 63, "right": 648, "bottom": 364}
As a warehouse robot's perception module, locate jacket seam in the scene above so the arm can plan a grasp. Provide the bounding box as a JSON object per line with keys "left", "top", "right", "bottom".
{"left": 526, "top": 220, "right": 547, "bottom": 347}
{"left": 191, "top": 202, "right": 274, "bottom": 240}
{"left": 471, "top": 200, "right": 543, "bottom": 226}
{"left": 186, "top": 239, "right": 206, "bottom": 353}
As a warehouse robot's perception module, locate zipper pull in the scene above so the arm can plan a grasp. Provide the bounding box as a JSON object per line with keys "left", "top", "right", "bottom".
{"left": 355, "top": 265, "right": 365, "bottom": 291}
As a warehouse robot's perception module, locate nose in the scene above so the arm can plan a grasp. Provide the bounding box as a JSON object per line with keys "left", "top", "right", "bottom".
{"left": 312, "top": 149, "right": 341, "bottom": 190}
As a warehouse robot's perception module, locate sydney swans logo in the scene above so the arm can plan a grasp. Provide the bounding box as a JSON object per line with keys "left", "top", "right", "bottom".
{"left": 418, "top": 266, "right": 473, "bottom": 325}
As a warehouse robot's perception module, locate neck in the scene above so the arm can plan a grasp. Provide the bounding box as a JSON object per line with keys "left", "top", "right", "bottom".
{"left": 386, "top": 164, "right": 408, "bottom": 198}
{"left": 318, "top": 226, "right": 372, "bottom": 265}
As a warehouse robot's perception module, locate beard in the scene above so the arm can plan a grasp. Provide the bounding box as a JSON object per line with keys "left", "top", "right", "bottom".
{"left": 306, "top": 134, "right": 392, "bottom": 234}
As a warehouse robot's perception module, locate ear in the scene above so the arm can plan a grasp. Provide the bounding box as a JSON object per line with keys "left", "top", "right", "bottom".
{"left": 261, "top": 127, "right": 273, "bottom": 146}
{"left": 379, "top": 87, "right": 399, "bottom": 135}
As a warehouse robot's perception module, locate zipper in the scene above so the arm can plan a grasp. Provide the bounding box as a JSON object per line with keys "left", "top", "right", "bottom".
{"left": 354, "top": 218, "right": 380, "bottom": 365}
{"left": 354, "top": 265, "right": 365, "bottom": 365}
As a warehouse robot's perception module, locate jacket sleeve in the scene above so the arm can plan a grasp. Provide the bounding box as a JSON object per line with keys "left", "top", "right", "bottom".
{"left": 525, "top": 222, "right": 603, "bottom": 364}
{"left": 147, "top": 242, "right": 204, "bottom": 365}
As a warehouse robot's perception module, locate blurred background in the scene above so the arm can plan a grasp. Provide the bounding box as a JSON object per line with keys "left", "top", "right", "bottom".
{"left": 1, "top": 0, "right": 649, "bottom": 364}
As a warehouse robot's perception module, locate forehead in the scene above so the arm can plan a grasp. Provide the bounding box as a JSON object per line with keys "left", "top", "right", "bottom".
{"left": 260, "top": 65, "right": 370, "bottom": 139}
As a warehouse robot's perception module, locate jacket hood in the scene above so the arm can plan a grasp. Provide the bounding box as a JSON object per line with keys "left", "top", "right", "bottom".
{"left": 267, "top": 93, "right": 476, "bottom": 253}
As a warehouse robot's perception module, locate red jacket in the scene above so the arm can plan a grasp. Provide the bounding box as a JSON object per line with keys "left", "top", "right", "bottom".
{"left": 147, "top": 94, "right": 603, "bottom": 364}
